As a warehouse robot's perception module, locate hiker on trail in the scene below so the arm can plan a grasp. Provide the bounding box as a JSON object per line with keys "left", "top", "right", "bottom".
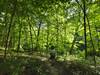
{"left": 49, "top": 45, "right": 56, "bottom": 60}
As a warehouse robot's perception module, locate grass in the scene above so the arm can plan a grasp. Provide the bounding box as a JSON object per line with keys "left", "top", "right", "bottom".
{"left": 0, "top": 47, "right": 100, "bottom": 75}
{"left": 0, "top": 51, "right": 99, "bottom": 75}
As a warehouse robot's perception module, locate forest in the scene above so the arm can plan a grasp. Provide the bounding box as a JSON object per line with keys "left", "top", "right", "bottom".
{"left": 0, "top": 0, "right": 100, "bottom": 75}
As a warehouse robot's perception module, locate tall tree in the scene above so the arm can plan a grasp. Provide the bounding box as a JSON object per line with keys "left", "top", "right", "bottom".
{"left": 4, "top": 0, "right": 17, "bottom": 58}
{"left": 83, "top": 0, "right": 87, "bottom": 59}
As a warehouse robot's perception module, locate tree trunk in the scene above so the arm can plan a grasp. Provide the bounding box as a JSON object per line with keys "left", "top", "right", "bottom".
{"left": 28, "top": 18, "right": 34, "bottom": 52}
{"left": 83, "top": 0, "right": 87, "bottom": 59}
{"left": 4, "top": 0, "right": 17, "bottom": 58}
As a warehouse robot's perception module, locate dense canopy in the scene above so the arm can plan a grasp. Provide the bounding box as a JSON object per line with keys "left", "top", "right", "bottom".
{"left": 0, "top": 0, "right": 100, "bottom": 75}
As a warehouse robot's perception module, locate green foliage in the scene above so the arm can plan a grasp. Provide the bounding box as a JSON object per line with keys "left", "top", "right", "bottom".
{"left": 0, "top": 0, "right": 100, "bottom": 74}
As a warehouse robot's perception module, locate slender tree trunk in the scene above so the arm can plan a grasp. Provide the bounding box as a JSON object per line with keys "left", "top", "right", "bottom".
{"left": 86, "top": 16, "right": 96, "bottom": 67}
{"left": 46, "top": 22, "right": 50, "bottom": 52}
{"left": 4, "top": 0, "right": 17, "bottom": 58}
{"left": 56, "top": 5, "right": 59, "bottom": 51}
{"left": 8, "top": 36, "right": 12, "bottom": 49}
{"left": 95, "top": 25, "right": 100, "bottom": 50}
{"left": 28, "top": 18, "right": 34, "bottom": 52}
{"left": 36, "top": 20, "right": 42, "bottom": 50}
{"left": 2, "top": 0, "right": 9, "bottom": 47}
{"left": 83, "top": 0, "right": 87, "bottom": 59}
{"left": 2, "top": 12, "right": 8, "bottom": 47}
{"left": 31, "top": 23, "right": 37, "bottom": 38}
{"left": 69, "top": 8, "right": 82, "bottom": 54}
{"left": 69, "top": 31, "right": 78, "bottom": 54}
{"left": 17, "top": 18, "right": 22, "bottom": 53}
{"left": 24, "top": 25, "right": 28, "bottom": 44}
{"left": 56, "top": 19, "right": 59, "bottom": 50}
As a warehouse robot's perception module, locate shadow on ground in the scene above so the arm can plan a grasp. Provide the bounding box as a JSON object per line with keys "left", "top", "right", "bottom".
{"left": 0, "top": 56, "right": 99, "bottom": 75}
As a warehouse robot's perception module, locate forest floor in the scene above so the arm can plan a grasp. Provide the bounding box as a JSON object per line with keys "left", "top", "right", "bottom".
{"left": 0, "top": 51, "right": 100, "bottom": 75}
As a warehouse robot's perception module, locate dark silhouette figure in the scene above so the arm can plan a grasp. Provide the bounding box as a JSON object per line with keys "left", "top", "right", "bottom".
{"left": 49, "top": 46, "right": 56, "bottom": 60}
